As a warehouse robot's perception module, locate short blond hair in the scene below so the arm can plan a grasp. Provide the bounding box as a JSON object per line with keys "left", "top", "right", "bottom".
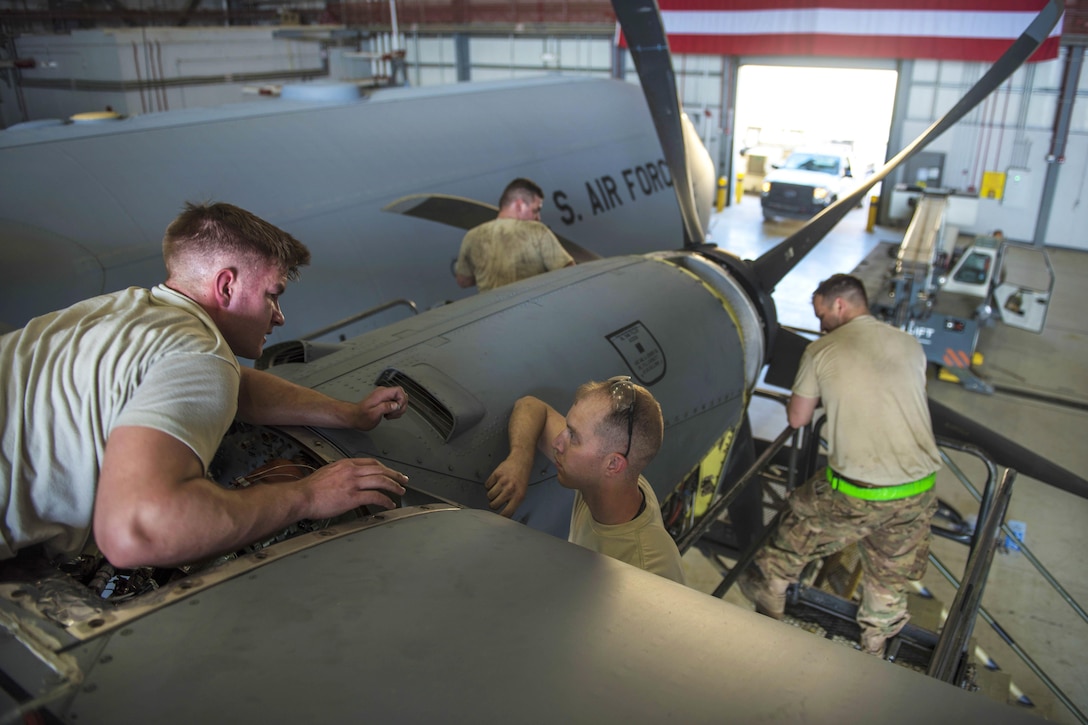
{"left": 574, "top": 378, "right": 664, "bottom": 470}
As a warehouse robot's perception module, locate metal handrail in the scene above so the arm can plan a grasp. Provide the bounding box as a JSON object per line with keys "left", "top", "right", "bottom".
{"left": 694, "top": 388, "right": 1085, "bottom": 721}
{"left": 935, "top": 446, "right": 1088, "bottom": 724}
{"left": 690, "top": 389, "right": 803, "bottom": 595}
{"left": 753, "top": 389, "right": 802, "bottom": 491}
{"left": 928, "top": 467, "right": 1016, "bottom": 681}
{"left": 675, "top": 423, "right": 796, "bottom": 555}
{"left": 938, "top": 446, "right": 1088, "bottom": 627}
{"left": 711, "top": 508, "right": 784, "bottom": 600}
{"left": 927, "top": 555, "right": 1088, "bottom": 725}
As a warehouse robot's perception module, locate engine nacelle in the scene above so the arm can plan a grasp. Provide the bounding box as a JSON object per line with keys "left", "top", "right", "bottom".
{"left": 265, "top": 251, "right": 765, "bottom": 537}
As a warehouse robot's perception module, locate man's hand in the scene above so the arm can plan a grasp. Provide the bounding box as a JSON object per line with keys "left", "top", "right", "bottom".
{"left": 352, "top": 385, "right": 408, "bottom": 431}
{"left": 301, "top": 457, "right": 409, "bottom": 517}
{"left": 484, "top": 455, "right": 532, "bottom": 518}
{"left": 483, "top": 395, "right": 564, "bottom": 518}
{"left": 237, "top": 369, "right": 408, "bottom": 432}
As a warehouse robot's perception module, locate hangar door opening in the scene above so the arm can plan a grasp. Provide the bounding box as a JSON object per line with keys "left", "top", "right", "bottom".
{"left": 734, "top": 65, "right": 898, "bottom": 205}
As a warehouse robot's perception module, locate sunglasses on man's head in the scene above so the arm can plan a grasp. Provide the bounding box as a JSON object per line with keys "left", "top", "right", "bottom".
{"left": 607, "top": 375, "right": 636, "bottom": 458}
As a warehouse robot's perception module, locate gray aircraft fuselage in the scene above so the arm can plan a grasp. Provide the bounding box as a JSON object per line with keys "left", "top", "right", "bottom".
{"left": 0, "top": 76, "right": 714, "bottom": 341}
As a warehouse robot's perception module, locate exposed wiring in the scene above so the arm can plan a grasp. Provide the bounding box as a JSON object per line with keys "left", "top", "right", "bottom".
{"left": 234, "top": 461, "right": 317, "bottom": 487}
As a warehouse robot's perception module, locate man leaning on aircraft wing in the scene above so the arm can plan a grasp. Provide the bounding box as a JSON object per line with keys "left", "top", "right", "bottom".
{"left": 485, "top": 377, "right": 686, "bottom": 584}
{"left": 0, "top": 201, "right": 410, "bottom": 570}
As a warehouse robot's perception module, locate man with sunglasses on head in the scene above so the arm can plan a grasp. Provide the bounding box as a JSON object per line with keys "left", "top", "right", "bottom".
{"left": 454, "top": 177, "right": 574, "bottom": 292}
{"left": 485, "top": 377, "right": 685, "bottom": 584}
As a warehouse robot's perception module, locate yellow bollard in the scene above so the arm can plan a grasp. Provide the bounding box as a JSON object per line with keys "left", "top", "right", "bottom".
{"left": 735, "top": 173, "right": 744, "bottom": 205}
{"left": 866, "top": 194, "right": 879, "bottom": 232}
{"left": 716, "top": 176, "right": 727, "bottom": 212}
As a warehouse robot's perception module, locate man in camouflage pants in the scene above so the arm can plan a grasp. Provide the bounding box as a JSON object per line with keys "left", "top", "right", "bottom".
{"left": 739, "top": 274, "right": 941, "bottom": 657}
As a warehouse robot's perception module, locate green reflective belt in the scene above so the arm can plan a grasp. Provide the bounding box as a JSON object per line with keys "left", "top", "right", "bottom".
{"left": 825, "top": 468, "right": 936, "bottom": 501}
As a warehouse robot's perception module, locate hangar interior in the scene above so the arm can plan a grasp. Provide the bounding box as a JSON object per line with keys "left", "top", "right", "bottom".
{"left": 4, "top": 1, "right": 1088, "bottom": 249}
{"left": 1, "top": 0, "right": 1086, "bottom": 722}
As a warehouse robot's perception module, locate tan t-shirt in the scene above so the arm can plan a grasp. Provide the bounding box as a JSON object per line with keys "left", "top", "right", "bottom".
{"left": 569, "top": 476, "right": 686, "bottom": 584}
{"left": 793, "top": 314, "right": 941, "bottom": 485}
{"left": 0, "top": 285, "right": 240, "bottom": 560}
{"left": 455, "top": 218, "right": 573, "bottom": 292}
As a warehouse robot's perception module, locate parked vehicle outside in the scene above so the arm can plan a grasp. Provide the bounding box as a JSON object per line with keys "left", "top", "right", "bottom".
{"left": 761, "top": 148, "right": 856, "bottom": 221}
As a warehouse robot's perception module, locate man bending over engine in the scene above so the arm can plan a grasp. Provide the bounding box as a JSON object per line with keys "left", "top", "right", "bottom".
{"left": 1, "top": 202, "right": 409, "bottom": 569}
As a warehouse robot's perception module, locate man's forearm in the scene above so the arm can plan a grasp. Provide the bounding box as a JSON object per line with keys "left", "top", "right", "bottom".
{"left": 508, "top": 396, "right": 550, "bottom": 461}
{"left": 109, "top": 473, "right": 312, "bottom": 569}
{"left": 237, "top": 367, "right": 354, "bottom": 427}
{"left": 97, "top": 426, "right": 407, "bottom": 569}
{"left": 95, "top": 426, "right": 312, "bottom": 568}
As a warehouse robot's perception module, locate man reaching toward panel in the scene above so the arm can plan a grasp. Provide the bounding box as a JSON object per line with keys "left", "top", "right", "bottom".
{"left": 1, "top": 201, "right": 409, "bottom": 569}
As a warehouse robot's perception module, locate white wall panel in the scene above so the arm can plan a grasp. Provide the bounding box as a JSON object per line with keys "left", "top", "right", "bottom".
{"left": 1045, "top": 134, "right": 1088, "bottom": 250}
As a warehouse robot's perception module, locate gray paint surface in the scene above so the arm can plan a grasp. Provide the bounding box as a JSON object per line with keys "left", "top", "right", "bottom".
{"left": 46, "top": 508, "right": 1040, "bottom": 724}
{"left": 269, "top": 253, "right": 751, "bottom": 537}
{"left": 0, "top": 76, "right": 712, "bottom": 342}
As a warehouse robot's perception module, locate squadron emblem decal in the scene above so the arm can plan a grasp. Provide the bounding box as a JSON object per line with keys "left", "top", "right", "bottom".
{"left": 606, "top": 322, "right": 666, "bottom": 385}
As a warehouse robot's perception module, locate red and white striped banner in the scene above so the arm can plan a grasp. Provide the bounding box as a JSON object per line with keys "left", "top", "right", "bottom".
{"left": 630, "top": 1, "right": 1062, "bottom": 62}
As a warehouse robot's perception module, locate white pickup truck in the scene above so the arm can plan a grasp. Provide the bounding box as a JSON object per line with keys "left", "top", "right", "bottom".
{"left": 760, "top": 148, "right": 856, "bottom": 221}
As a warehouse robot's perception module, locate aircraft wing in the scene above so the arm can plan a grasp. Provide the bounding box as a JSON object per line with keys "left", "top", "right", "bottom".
{"left": 0, "top": 505, "right": 1044, "bottom": 724}
{"left": 927, "top": 397, "right": 1087, "bottom": 499}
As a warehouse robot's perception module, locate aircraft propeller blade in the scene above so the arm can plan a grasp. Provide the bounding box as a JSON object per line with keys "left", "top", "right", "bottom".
{"left": 929, "top": 398, "right": 1088, "bottom": 499}
{"left": 612, "top": 0, "right": 705, "bottom": 248}
{"left": 382, "top": 193, "right": 600, "bottom": 263}
{"left": 750, "top": 0, "right": 1065, "bottom": 294}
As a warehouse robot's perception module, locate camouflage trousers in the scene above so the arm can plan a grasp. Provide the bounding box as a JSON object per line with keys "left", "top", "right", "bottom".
{"left": 754, "top": 471, "right": 938, "bottom": 639}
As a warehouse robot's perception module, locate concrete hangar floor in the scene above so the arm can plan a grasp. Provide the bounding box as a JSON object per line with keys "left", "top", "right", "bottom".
{"left": 682, "top": 193, "right": 1088, "bottom": 723}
